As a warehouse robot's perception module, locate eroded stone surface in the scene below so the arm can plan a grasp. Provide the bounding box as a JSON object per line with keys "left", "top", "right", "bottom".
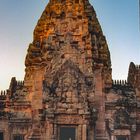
{"left": 0, "top": 0, "right": 140, "bottom": 140}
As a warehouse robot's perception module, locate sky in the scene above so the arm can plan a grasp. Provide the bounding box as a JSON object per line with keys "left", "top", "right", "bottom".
{"left": 0, "top": 0, "right": 140, "bottom": 90}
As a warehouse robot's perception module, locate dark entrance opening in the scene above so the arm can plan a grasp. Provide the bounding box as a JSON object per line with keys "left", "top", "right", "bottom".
{"left": 116, "top": 136, "right": 127, "bottom": 140}
{"left": 59, "top": 127, "right": 76, "bottom": 140}
{"left": 0, "top": 132, "right": 4, "bottom": 140}
{"left": 13, "top": 135, "right": 24, "bottom": 140}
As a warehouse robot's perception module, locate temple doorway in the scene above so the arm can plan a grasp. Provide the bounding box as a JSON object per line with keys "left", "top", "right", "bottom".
{"left": 0, "top": 132, "right": 4, "bottom": 140}
{"left": 116, "top": 136, "right": 127, "bottom": 140}
{"left": 59, "top": 126, "right": 76, "bottom": 140}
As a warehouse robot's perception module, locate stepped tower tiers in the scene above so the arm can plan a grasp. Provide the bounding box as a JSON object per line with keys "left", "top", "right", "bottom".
{"left": 25, "top": 0, "right": 112, "bottom": 86}
{"left": 24, "top": 0, "right": 111, "bottom": 139}
{"left": 1, "top": 0, "right": 140, "bottom": 140}
{"left": 24, "top": 0, "right": 112, "bottom": 140}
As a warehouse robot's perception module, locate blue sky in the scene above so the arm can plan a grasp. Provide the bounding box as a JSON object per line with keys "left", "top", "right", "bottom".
{"left": 0, "top": 0, "right": 140, "bottom": 90}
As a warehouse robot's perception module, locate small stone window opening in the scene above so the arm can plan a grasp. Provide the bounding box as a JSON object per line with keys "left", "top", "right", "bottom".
{"left": 0, "top": 132, "right": 4, "bottom": 140}
{"left": 13, "top": 134, "right": 24, "bottom": 140}
{"left": 75, "top": 0, "right": 79, "bottom": 4}
{"left": 60, "top": 12, "right": 66, "bottom": 19}
{"left": 61, "top": 0, "right": 65, "bottom": 3}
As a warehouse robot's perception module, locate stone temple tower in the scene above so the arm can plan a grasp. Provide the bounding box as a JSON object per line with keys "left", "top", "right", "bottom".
{"left": 24, "top": 0, "right": 111, "bottom": 139}
{"left": 1, "top": 0, "right": 140, "bottom": 140}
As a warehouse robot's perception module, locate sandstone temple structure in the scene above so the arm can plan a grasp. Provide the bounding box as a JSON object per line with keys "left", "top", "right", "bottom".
{"left": 0, "top": 0, "right": 140, "bottom": 140}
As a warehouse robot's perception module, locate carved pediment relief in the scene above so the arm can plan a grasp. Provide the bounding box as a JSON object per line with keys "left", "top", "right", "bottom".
{"left": 43, "top": 60, "right": 94, "bottom": 98}
{"left": 114, "top": 108, "right": 130, "bottom": 129}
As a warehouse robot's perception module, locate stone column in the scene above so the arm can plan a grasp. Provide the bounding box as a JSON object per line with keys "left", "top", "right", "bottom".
{"left": 82, "top": 124, "right": 87, "bottom": 140}
{"left": 88, "top": 126, "right": 94, "bottom": 140}
{"left": 78, "top": 125, "right": 82, "bottom": 140}
{"left": 32, "top": 69, "right": 44, "bottom": 110}
{"left": 111, "top": 135, "right": 115, "bottom": 140}
{"left": 45, "top": 122, "right": 54, "bottom": 140}
{"left": 94, "top": 66, "right": 106, "bottom": 138}
{"left": 53, "top": 124, "right": 57, "bottom": 140}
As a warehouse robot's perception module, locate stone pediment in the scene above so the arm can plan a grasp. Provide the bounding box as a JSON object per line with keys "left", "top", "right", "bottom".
{"left": 43, "top": 59, "right": 94, "bottom": 97}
